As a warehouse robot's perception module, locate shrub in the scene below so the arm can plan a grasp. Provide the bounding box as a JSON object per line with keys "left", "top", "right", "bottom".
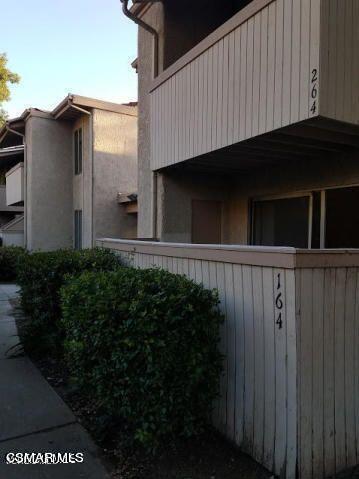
{"left": 61, "top": 267, "right": 223, "bottom": 451}
{"left": 17, "top": 248, "right": 121, "bottom": 356}
{"left": 0, "top": 246, "right": 27, "bottom": 282}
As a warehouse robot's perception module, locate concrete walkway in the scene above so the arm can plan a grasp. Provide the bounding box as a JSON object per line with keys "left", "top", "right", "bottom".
{"left": 0, "top": 284, "right": 109, "bottom": 478}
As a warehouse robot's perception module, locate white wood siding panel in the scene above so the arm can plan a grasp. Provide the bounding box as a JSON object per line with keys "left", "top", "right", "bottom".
{"left": 296, "top": 266, "right": 359, "bottom": 478}
{"left": 150, "top": 0, "right": 324, "bottom": 170}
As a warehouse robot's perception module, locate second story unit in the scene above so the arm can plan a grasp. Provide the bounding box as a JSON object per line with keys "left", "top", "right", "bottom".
{"left": 127, "top": 0, "right": 359, "bottom": 246}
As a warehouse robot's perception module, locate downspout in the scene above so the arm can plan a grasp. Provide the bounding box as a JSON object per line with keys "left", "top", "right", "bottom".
{"left": 70, "top": 103, "right": 94, "bottom": 248}
{"left": 6, "top": 125, "right": 27, "bottom": 248}
{"left": 120, "top": 0, "right": 160, "bottom": 239}
{"left": 120, "top": 0, "right": 159, "bottom": 77}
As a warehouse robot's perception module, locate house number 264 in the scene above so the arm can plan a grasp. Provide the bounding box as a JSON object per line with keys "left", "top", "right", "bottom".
{"left": 275, "top": 273, "right": 284, "bottom": 330}
{"left": 310, "top": 68, "right": 318, "bottom": 115}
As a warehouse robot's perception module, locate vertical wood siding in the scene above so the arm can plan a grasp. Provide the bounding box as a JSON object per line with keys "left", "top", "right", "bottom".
{"left": 150, "top": 0, "right": 322, "bottom": 170}
{"left": 320, "top": 0, "right": 359, "bottom": 125}
{"left": 103, "top": 242, "right": 359, "bottom": 477}
{"left": 296, "top": 267, "right": 359, "bottom": 479}
{"left": 116, "top": 248, "right": 298, "bottom": 478}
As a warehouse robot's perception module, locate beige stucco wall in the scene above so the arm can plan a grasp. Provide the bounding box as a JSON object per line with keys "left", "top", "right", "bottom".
{"left": 137, "top": 4, "right": 165, "bottom": 239}
{"left": 158, "top": 172, "right": 230, "bottom": 243}
{"left": 23, "top": 106, "right": 137, "bottom": 252}
{"left": 72, "top": 115, "right": 92, "bottom": 248}
{"left": 93, "top": 109, "right": 138, "bottom": 240}
{"left": 25, "top": 116, "right": 73, "bottom": 251}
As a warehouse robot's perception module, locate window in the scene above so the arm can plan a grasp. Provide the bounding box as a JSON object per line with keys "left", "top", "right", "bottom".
{"left": 252, "top": 185, "right": 359, "bottom": 249}
{"left": 74, "top": 210, "right": 82, "bottom": 250}
{"left": 74, "top": 128, "right": 83, "bottom": 175}
{"left": 252, "top": 196, "right": 311, "bottom": 248}
{"left": 325, "top": 187, "right": 359, "bottom": 248}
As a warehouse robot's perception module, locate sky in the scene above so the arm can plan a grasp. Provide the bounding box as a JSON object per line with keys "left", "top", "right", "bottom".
{"left": 1, "top": 0, "right": 138, "bottom": 118}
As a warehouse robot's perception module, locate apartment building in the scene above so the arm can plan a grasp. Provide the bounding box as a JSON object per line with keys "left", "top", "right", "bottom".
{"left": 0, "top": 145, "right": 24, "bottom": 246}
{"left": 113, "top": 1, "right": 359, "bottom": 478}
{"left": 0, "top": 94, "right": 138, "bottom": 251}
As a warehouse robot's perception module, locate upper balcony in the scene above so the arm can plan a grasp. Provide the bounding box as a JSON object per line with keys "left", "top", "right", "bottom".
{"left": 6, "top": 162, "right": 24, "bottom": 207}
{"left": 150, "top": 0, "right": 359, "bottom": 171}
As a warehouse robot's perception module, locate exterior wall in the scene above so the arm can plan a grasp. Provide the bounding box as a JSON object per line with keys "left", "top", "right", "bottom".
{"left": 296, "top": 266, "right": 359, "bottom": 479}
{"left": 25, "top": 116, "right": 73, "bottom": 251}
{"left": 92, "top": 109, "right": 138, "bottom": 240}
{"left": 1, "top": 216, "right": 24, "bottom": 247}
{"left": 137, "top": 3, "right": 165, "bottom": 238}
{"left": 320, "top": 0, "right": 359, "bottom": 125}
{"left": 158, "top": 172, "right": 230, "bottom": 243}
{"left": 2, "top": 232, "right": 24, "bottom": 247}
{"left": 73, "top": 115, "right": 92, "bottom": 248}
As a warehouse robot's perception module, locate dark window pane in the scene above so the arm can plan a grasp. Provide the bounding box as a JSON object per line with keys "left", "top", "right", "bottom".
{"left": 74, "top": 130, "right": 78, "bottom": 174}
{"left": 311, "top": 191, "right": 321, "bottom": 249}
{"left": 78, "top": 128, "right": 82, "bottom": 174}
{"left": 326, "top": 187, "right": 359, "bottom": 248}
{"left": 253, "top": 196, "right": 309, "bottom": 248}
{"left": 74, "top": 129, "right": 82, "bottom": 175}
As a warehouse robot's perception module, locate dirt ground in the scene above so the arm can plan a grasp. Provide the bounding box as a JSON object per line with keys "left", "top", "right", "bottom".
{"left": 34, "top": 356, "right": 271, "bottom": 479}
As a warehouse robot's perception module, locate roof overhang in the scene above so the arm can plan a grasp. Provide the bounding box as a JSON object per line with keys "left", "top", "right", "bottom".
{"left": 130, "top": 0, "right": 161, "bottom": 17}
{"left": 53, "top": 94, "right": 138, "bottom": 120}
{"left": 118, "top": 192, "right": 138, "bottom": 214}
{"left": 0, "top": 119, "right": 25, "bottom": 148}
{"left": 0, "top": 108, "right": 52, "bottom": 147}
{"left": 0, "top": 145, "right": 24, "bottom": 158}
{"left": 0, "top": 94, "right": 138, "bottom": 144}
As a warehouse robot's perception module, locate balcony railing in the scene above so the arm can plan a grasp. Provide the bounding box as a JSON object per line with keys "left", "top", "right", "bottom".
{"left": 97, "top": 238, "right": 359, "bottom": 479}
{"left": 6, "top": 162, "right": 24, "bottom": 206}
{"left": 149, "top": 0, "right": 359, "bottom": 171}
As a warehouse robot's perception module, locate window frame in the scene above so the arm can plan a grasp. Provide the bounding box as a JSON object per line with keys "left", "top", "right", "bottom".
{"left": 74, "top": 127, "right": 83, "bottom": 175}
{"left": 74, "top": 209, "right": 83, "bottom": 250}
{"left": 251, "top": 191, "right": 313, "bottom": 249}
{"left": 251, "top": 183, "right": 359, "bottom": 249}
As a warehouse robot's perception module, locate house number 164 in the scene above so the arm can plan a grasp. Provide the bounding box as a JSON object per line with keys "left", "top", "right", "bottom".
{"left": 275, "top": 273, "right": 284, "bottom": 330}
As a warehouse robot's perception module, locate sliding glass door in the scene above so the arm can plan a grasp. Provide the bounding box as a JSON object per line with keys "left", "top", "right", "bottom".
{"left": 252, "top": 195, "right": 311, "bottom": 248}
{"left": 252, "top": 185, "right": 359, "bottom": 249}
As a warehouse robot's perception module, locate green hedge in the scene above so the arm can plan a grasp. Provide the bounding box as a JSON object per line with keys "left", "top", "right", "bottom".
{"left": 0, "top": 246, "right": 27, "bottom": 282}
{"left": 17, "top": 248, "right": 121, "bottom": 356}
{"left": 61, "top": 267, "right": 223, "bottom": 451}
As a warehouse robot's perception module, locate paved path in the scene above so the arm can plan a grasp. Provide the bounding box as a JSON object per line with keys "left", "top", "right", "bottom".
{"left": 0, "top": 284, "right": 109, "bottom": 478}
